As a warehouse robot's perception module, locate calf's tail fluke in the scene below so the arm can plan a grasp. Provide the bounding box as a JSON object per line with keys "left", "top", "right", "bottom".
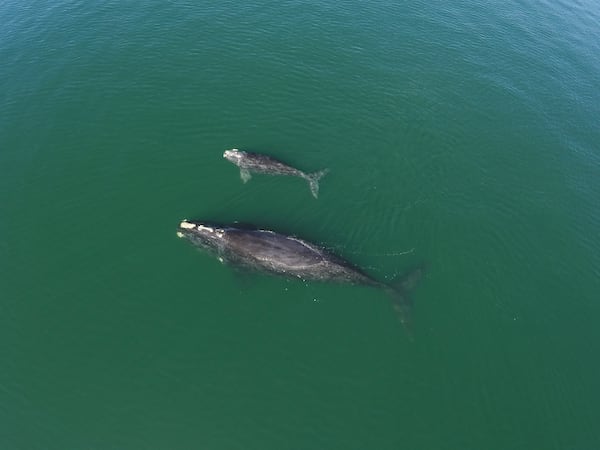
{"left": 385, "top": 264, "right": 426, "bottom": 337}
{"left": 306, "top": 168, "right": 330, "bottom": 199}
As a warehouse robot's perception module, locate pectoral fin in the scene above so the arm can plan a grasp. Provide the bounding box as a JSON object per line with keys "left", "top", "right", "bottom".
{"left": 240, "top": 169, "right": 252, "bottom": 183}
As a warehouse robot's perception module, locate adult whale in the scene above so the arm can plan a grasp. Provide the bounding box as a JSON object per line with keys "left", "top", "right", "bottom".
{"left": 177, "top": 219, "right": 424, "bottom": 331}
{"left": 223, "top": 148, "right": 329, "bottom": 198}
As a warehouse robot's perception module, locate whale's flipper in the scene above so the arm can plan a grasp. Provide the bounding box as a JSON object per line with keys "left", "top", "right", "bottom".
{"left": 240, "top": 169, "right": 252, "bottom": 183}
{"left": 305, "top": 169, "right": 329, "bottom": 199}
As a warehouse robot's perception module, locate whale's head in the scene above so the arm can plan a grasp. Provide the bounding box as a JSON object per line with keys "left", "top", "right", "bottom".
{"left": 177, "top": 220, "right": 226, "bottom": 252}
{"left": 223, "top": 148, "right": 244, "bottom": 164}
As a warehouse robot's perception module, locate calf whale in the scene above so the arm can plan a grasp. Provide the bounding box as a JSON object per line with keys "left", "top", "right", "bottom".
{"left": 177, "top": 219, "right": 424, "bottom": 330}
{"left": 223, "top": 148, "right": 329, "bottom": 198}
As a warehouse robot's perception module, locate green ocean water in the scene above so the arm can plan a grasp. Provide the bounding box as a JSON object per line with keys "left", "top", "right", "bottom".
{"left": 2, "top": 1, "right": 600, "bottom": 448}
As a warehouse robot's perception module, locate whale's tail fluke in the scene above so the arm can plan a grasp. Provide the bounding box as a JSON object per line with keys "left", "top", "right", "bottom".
{"left": 385, "top": 264, "right": 426, "bottom": 337}
{"left": 305, "top": 168, "right": 330, "bottom": 199}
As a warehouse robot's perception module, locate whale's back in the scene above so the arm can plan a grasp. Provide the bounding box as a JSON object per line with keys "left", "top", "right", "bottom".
{"left": 225, "top": 229, "right": 325, "bottom": 270}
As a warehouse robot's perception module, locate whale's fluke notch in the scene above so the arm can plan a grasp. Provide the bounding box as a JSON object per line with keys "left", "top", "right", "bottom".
{"left": 385, "top": 264, "right": 426, "bottom": 336}
{"left": 305, "top": 168, "right": 330, "bottom": 199}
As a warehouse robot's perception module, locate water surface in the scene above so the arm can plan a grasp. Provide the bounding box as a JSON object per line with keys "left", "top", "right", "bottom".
{"left": 1, "top": 1, "right": 599, "bottom": 449}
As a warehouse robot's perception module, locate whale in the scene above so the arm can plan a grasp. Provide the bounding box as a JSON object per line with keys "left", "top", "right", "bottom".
{"left": 177, "top": 219, "right": 424, "bottom": 330}
{"left": 223, "top": 148, "right": 329, "bottom": 198}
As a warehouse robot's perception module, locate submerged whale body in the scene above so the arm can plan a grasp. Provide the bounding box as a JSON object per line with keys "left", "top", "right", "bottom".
{"left": 177, "top": 219, "right": 424, "bottom": 330}
{"left": 223, "top": 148, "right": 329, "bottom": 198}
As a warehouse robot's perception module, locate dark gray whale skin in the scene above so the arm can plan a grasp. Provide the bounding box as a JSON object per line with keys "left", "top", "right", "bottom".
{"left": 223, "top": 148, "right": 329, "bottom": 198}
{"left": 177, "top": 219, "right": 423, "bottom": 329}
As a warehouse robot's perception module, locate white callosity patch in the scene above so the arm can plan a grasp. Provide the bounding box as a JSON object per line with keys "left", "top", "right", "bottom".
{"left": 179, "top": 221, "right": 196, "bottom": 229}
{"left": 179, "top": 221, "right": 215, "bottom": 233}
{"left": 223, "top": 148, "right": 244, "bottom": 163}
